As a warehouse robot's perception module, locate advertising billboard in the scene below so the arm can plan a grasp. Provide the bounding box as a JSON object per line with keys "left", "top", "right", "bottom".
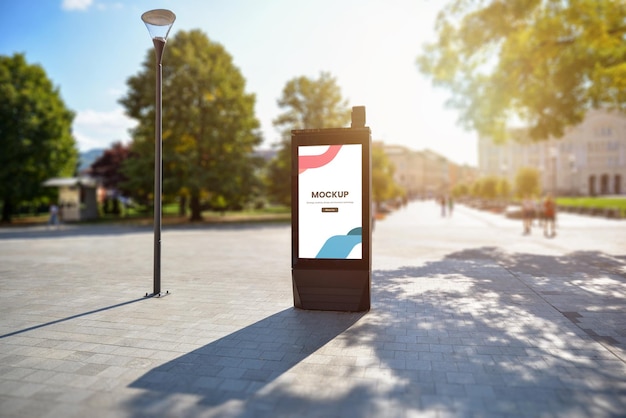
{"left": 291, "top": 126, "right": 371, "bottom": 312}
{"left": 297, "top": 143, "right": 363, "bottom": 259}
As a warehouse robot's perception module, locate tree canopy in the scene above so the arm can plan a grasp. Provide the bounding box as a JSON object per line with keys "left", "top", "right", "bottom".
{"left": 120, "top": 30, "right": 262, "bottom": 220}
{"left": 89, "top": 142, "right": 130, "bottom": 192}
{"left": 417, "top": 0, "right": 626, "bottom": 143}
{"left": 371, "top": 144, "right": 404, "bottom": 209}
{"left": 515, "top": 167, "right": 542, "bottom": 198}
{"left": 0, "top": 53, "right": 77, "bottom": 222}
{"left": 273, "top": 72, "right": 352, "bottom": 137}
{"left": 266, "top": 72, "right": 351, "bottom": 205}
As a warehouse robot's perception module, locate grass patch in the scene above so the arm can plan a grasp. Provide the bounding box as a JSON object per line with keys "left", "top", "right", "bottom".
{"left": 99, "top": 204, "right": 291, "bottom": 226}
{"left": 556, "top": 197, "right": 626, "bottom": 217}
{"left": 5, "top": 205, "right": 291, "bottom": 227}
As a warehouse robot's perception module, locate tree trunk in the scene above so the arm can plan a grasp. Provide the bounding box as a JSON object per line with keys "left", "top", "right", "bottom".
{"left": 178, "top": 195, "right": 187, "bottom": 217}
{"left": 1, "top": 197, "right": 13, "bottom": 223}
{"left": 189, "top": 194, "right": 202, "bottom": 221}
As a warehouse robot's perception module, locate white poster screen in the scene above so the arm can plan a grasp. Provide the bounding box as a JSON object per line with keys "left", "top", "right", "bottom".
{"left": 298, "top": 144, "right": 362, "bottom": 259}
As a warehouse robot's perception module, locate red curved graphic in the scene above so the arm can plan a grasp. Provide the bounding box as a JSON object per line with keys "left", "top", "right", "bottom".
{"left": 298, "top": 145, "right": 342, "bottom": 174}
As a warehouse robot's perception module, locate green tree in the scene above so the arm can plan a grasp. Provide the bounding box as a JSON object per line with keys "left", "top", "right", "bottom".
{"left": 451, "top": 182, "right": 469, "bottom": 198}
{"left": 470, "top": 180, "right": 481, "bottom": 198}
{"left": 372, "top": 144, "right": 404, "bottom": 210}
{"left": 120, "top": 30, "right": 262, "bottom": 221}
{"left": 0, "top": 53, "right": 77, "bottom": 223}
{"left": 515, "top": 167, "right": 541, "bottom": 198}
{"left": 479, "top": 176, "right": 499, "bottom": 200}
{"left": 266, "top": 72, "right": 351, "bottom": 205}
{"left": 417, "top": 0, "right": 626, "bottom": 143}
{"left": 497, "top": 178, "right": 511, "bottom": 200}
{"left": 118, "top": 139, "right": 153, "bottom": 209}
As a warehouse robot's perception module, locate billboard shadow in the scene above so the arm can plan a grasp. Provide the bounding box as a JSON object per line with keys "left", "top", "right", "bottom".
{"left": 126, "top": 308, "right": 364, "bottom": 413}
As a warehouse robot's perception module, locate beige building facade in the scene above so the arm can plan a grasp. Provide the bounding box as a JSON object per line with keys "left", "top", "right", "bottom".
{"left": 479, "top": 110, "right": 626, "bottom": 196}
{"left": 380, "top": 143, "right": 478, "bottom": 199}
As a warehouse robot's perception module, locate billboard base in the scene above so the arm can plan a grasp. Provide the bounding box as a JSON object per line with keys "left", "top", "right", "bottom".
{"left": 292, "top": 269, "right": 370, "bottom": 312}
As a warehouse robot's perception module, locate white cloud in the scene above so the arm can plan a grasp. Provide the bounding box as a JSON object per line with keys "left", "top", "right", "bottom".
{"left": 62, "top": 0, "right": 124, "bottom": 12}
{"left": 73, "top": 108, "right": 137, "bottom": 151}
{"left": 61, "top": 0, "right": 93, "bottom": 11}
{"left": 106, "top": 87, "right": 125, "bottom": 97}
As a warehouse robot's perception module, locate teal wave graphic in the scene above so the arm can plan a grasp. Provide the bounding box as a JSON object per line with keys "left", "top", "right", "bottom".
{"left": 316, "top": 227, "right": 362, "bottom": 258}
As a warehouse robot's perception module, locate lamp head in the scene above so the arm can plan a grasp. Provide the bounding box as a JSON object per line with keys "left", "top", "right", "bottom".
{"left": 141, "top": 9, "right": 176, "bottom": 41}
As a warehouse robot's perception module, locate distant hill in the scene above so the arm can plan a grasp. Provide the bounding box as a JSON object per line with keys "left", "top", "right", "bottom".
{"left": 254, "top": 148, "right": 276, "bottom": 161}
{"left": 78, "top": 148, "right": 274, "bottom": 175}
{"left": 79, "top": 148, "right": 105, "bottom": 173}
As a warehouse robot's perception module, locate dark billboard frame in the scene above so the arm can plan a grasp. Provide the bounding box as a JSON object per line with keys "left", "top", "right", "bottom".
{"left": 291, "top": 127, "right": 372, "bottom": 312}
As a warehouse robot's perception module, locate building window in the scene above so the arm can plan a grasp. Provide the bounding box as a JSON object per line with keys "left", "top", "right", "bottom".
{"left": 596, "top": 126, "right": 613, "bottom": 136}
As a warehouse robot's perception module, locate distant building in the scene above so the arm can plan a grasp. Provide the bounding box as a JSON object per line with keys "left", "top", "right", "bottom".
{"left": 379, "top": 142, "right": 478, "bottom": 199}
{"left": 43, "top": 177, "right": 99, "bottom": 221}
{"left": 478, "top": 110, "right": 626, "bottom": 196}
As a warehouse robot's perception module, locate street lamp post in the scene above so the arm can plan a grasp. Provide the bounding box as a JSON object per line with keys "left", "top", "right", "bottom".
{"left": 141, "top": 9, "right": 176, "bottom": 297}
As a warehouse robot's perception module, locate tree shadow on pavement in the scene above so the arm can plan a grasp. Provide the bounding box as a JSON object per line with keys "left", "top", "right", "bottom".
{"left": 445, "top": 247, "right": 626, "bottom": 348}
{"left": 365, "top": 247, "right": 626, "bottom": 416}
{"left": 125, "top": 247, "right": 626, "bottom": 417}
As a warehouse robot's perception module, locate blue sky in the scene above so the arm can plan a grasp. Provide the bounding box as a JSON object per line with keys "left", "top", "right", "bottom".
{"left": 1, "top": 0, "right": 478, "bottom": 166}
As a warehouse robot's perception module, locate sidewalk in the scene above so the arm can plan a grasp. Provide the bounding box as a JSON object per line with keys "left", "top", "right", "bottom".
{"left": 0, "top": 201, "right": 625, "bottom": 417}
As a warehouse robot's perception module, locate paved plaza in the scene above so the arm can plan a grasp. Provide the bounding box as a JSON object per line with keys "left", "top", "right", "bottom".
{"left": 0, "top": 201, "right": 625, "bottom": 417}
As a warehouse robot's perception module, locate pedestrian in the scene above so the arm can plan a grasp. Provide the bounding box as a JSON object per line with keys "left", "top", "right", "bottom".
{"left": 447, "top": 196, "right": 454, "bottom": 217}
{"left": 439, "top": 196, "right": 446, "bottom": 217}
{"left": 371, "top": 201, "right": 376, "bottom": 232}
{"left": 522, "top": 195, "right": 534, "bottom": 235}
{"left": 535, "top": 198, "right": 544, "bottom": 228}
{"left": 543, "top": 194, "right": 556, "bottom": 237}
{"left": 48, "top": 203, "right": 59, "bottom": 228}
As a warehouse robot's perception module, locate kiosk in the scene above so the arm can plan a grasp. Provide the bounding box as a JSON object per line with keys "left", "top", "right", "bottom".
{"left": 43, "top": 177, "right": 99, "bottom": 222}
{"left": 291, "top": 107, "right": 372, "bottom": 312}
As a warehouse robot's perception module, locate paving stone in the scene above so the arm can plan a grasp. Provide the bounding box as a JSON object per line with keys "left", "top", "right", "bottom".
{"left": 1, "top": 202, "right": 625, "bottom": 417}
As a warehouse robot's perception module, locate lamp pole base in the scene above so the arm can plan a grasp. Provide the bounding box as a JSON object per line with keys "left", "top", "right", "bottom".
{"left": 144, "top": 290, "right": 170, "bottom": 298}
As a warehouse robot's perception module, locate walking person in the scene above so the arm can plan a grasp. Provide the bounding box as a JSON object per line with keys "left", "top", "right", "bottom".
{"left": 543, "top": 194, "right": 557, "bottom": 237}
{"left": 371, "top": 201, "right": 376, "bottom": 232}
{"left": 534, "top": 198, "right": 543, "bottom": 228}
{"left": 522, "top": 195, "right": 534, "bottom": 235}
{"left": 48, "top": 203, "right": 59, "bottom": 229}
